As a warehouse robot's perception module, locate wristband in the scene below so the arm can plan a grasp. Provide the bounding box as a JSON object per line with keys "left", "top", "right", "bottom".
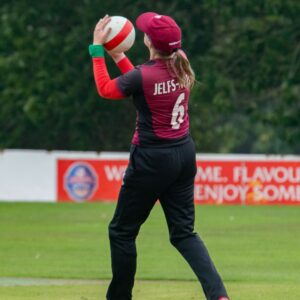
{"left": 89, "top": 44, "right": 105, "bottom": 58}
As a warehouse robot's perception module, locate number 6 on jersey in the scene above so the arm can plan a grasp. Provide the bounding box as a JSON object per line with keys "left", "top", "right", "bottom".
{"left": 171, "top": 92, "right": 185, "bottom": 129}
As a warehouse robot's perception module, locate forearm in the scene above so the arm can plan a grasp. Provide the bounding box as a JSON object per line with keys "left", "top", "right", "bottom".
{"left": 117, "top": 56, "right": 134, "bottom": 74}
{"left": 89, "top": 45, "right": 125, "bottom": 99}
{"left": 112, "top": 54, "right": 135, "bottom": 74}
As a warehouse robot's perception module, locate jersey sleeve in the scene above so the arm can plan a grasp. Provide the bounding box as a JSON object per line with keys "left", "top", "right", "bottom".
{"left": 92, "top": 57, "right": 125, "bottom": 99}
{"left": 116, "top": 56, "right": 134, "bottom": 74}
{"left": 116, "top": 68, "right": 142, "bottom": 97}
{"left": 89, "top": 44, "right": 141, "bottom": 99}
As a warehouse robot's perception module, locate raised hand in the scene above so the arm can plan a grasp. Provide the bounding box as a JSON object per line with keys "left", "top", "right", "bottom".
{"left": 93, "top": 14, "right": 112, "bottom": 45}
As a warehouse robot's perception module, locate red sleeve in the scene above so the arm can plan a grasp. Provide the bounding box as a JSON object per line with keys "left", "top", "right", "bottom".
{"left": 92, "top": 57, "right": 125, "bottom": 100}
{"left": 116, "top": 57, "right": 134, "bottom": 74}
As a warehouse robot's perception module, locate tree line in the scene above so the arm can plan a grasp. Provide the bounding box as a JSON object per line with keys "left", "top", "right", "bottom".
{"left": 0, "top": 0, "right": 299, "bottom": 153}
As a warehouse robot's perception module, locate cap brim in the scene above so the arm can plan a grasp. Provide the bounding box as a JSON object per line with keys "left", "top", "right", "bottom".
{"left": 136, "top": 12, "right": 158, "bottom": 33}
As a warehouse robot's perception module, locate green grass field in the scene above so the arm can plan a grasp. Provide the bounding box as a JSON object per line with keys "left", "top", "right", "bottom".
{"left": 0, "top": 202, "right": 299, "bottom": 299}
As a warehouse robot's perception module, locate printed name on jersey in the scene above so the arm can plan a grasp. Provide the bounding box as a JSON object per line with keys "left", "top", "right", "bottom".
{"left": 153, "top": 79, "right": 179, "bottom": 95}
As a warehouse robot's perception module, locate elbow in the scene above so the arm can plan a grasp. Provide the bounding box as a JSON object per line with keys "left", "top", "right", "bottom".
{"left": 97, "top": 90, "right": 112, "bottom": 99}
{"left": 96, "top": 86, "right": 106, "bottom": 98}
{"left": 95, "top": 79, "right": 125, "bottom": 100}
{"left": 96, "top": 86, "right": 124, "bottom": 100}
{"left": 96, "top": 84, "right": 111, "bottom": 99}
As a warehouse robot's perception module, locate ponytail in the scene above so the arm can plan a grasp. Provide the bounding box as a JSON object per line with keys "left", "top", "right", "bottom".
{"left": 157, "top": 49, "right": 195, "bottom": 89}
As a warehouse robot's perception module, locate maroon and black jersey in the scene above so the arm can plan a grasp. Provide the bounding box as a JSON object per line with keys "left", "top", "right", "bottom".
{"left": 92, "top": 56, "right": 191, "bottom": 147}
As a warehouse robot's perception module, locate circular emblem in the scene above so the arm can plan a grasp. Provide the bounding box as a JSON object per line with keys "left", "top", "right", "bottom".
{"left": 64, "top": 162, "right": 98, "bottom": 202}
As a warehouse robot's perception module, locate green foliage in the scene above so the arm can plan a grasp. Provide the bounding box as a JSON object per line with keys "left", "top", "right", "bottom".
{"left": 0, "top": 0, "right": 299, "bottom": 153}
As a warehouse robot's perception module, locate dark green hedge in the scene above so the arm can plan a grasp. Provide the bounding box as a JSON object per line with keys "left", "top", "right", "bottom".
{"left": 1, "top": 0, "right": 299, "bottom": 153}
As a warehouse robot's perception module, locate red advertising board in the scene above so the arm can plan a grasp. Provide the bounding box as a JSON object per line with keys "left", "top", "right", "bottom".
{"left": 57, "top": 159, "right": 128, "bottom": 202}
{"left": 194, "top": 160, "right": 300, "bottom": 205}
{"left": 57, "top": 157, "right": 300, "bottom": 205}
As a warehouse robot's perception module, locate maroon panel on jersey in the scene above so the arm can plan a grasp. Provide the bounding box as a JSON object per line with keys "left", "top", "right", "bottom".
{"left": 117, "top": 59, "right": 190, "bottom": 147}
{"left": 140, "top": 60, "right": 190, "bottom": 139}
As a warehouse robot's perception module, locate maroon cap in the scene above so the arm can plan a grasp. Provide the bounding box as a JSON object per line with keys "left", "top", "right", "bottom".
{"left": 136, "top": 12, "right": 182, "bottom": 54}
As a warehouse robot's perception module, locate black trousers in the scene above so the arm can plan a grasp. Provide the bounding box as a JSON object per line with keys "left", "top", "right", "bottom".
{"left": 106, "top": 139, "right": 228, "bottom": 300}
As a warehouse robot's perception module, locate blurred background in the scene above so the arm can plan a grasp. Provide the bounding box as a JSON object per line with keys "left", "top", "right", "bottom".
{"left": 1, "top": 0, "right": 299, "bottom": 154}
{"left": 1, "top": 2, "right": 300, "bottom": 300}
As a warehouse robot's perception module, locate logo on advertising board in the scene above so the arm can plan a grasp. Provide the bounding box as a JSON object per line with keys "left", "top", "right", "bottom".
{"left": 64, "top": 162, "right": 98, "bottom": 202}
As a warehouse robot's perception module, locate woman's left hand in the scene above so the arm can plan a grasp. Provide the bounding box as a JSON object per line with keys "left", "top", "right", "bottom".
{"left": 93, "top": 15, "right": 112, "bottom": 45}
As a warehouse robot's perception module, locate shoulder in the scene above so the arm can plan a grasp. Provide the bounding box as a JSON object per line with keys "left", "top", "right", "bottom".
{"left": 117, "top": 67, "right": 142, "bottom": 96}
{"left": 122, "top": 66, "right": 141, "bottom": 78}
{"left": 139, "top": 60, "right": 160, "bottom": 69}
{"left": 117, "top": 60, "right": 156, "bottom": 88}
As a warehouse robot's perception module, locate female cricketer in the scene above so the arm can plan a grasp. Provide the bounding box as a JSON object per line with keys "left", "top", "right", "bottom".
{"left": 89, "top": 12, "right": 229, "bottom": 300}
